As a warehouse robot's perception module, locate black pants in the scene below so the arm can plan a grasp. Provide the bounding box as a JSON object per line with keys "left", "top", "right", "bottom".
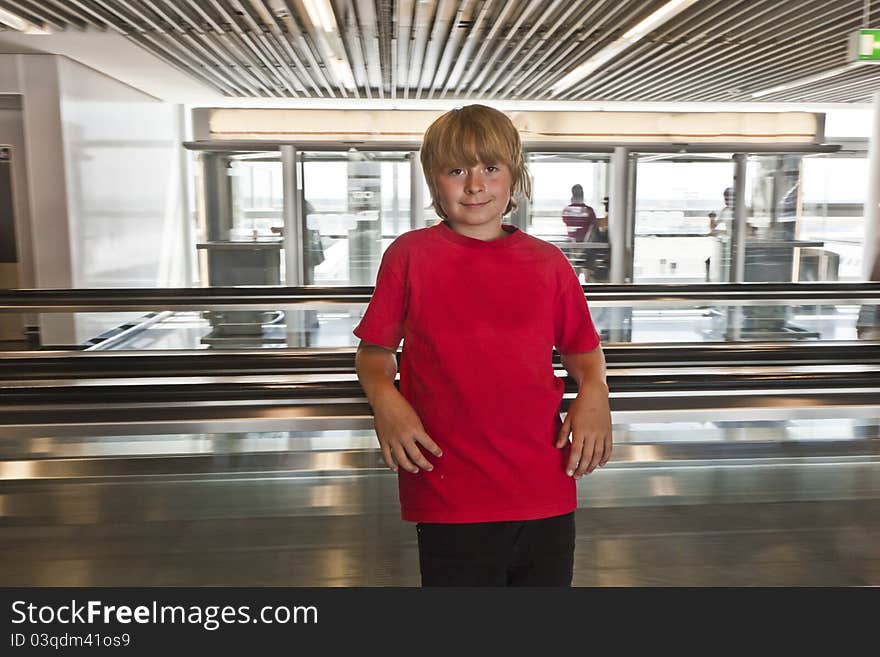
{"left": 416, "top": 512, "right": 575, "bottom": 587}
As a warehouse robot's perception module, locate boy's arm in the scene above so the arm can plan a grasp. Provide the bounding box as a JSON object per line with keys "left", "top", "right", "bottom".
{"left": 555, "top": 346, "right": 613, "bottom": 479}
{"left": 354, "top": 340, "right": 401, "bottom": 404}
{"left": 355, "top": 340, "right": 442, "bottom": 474}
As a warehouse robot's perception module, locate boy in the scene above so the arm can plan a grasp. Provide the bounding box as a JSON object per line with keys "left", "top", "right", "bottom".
{"left": 353, "top": 105, "right": 612, "bottom": 587}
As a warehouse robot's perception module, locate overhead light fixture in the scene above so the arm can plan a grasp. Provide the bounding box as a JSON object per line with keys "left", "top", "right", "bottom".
{"left": 302, "top": 0, "right": 339, "bottom": 33}
{"left": 550, "top": 0, "right": 701, "bottom": 96}
{"left": 328, "top": 56, "right": 356, "bottom": 90}
{"left": 0, "top": 7, "right": 51, "bottom": 34}
{"left": 750, "top": 62, "right": 866, "bottom": 98}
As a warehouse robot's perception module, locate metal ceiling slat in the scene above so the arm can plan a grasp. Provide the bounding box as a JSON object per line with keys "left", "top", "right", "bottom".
{"left": 452, "top": 0, "right": 519, "bottom": 96}
{"left": 780, "top": 71, "right": 880, "bottom": 98}
{"left": 112, "top": 0, "right": 256, "bottom": 96}
{"left": 62, "top": 0, "right": 141, "bottom": 35}
{"left": 571, "top": 0, "right": 835, "bottom": 99}
{"left": 275, "top": 0, "right": 333, "bottom": 96}
{"left": 623, "top": 0, "right": 858, "bottom": 100}
{"left": 4, "top": 0, "right": 75, "bottom": 30}
{"left": 205, "top": 0, "right": 287, "bottom": 96}
{"left": 401, "top": 0, "right": 417, "bottom": 97}
{"left": 145, "top": 0, "right": 259, "bottom": 96}
{"left": 425, "top": 0, "right": 472, "bottom": 98}
{"left": 246, "top": 0, "right": 314, "bottom": 95}
{"left": 0, "top": 0, "right": 59, "bottom": 30}
{"left": 648, "top": 7, "right": 862, "bottom": 102}
{"left": 113, "top": 0, "right": 249, "bottom": 95}
{"left": 701, "top": 54, "right": 850, "bottom": 102}
{"left": 544, "top": 0, "right": 678, "bottom": 98}
{"left": 416, "top": 0, "right": 455, "bottom": 97}
{"left": 376, "top": 0, "right": 394, "bottom": 97}
{"left": 37, "top": 0, "right": 93, "bottom": 29}
{"left": 482, "top": 0, "right": 570, "bottom": 96}
{"left": 71, "top": 0, "right": 233, "bottom": 95}
{"left": 306, "top": 0, "right": 356, "bottom": 98}
{"left": 390, "top": 0, "right": 398, "bottom": 98}
{"left": 2, "top": 0, "right": 877, "bottom": 102}
{"left": 394, "top": 0, "right": 413, "bottom": 98}
{"left": 336, "top": 0, "right": 370, "bottom": 97}
{"left": 758, "top": 68, "right": 880, "bottom": 103}
{"left": 469, "top": 0, "right": 543, "bottom": 95}
{"left": 498, "top": 0, "right": 611, "bottom": 97}
{"left": 408, "top": 0, "right": 436, "bottom": 97}
{"left": 439, "top": 0, "right": 493, "bottom": 97}
{"left": 515, "top": 0, "right": 664, "bottom": 98}
{"left": 582, "top": 0, "right": 854, "bottom": 101}
{"left": 356, "top": 0, "right": 380, "bottom": 97}
{"left": 204, "top": 0, "right": 286, "bottom": 95}
{"left": 725, "top": 50, "right": 852, "bottom": 99}
{"left": 573, "top": 0, "right": 751, "bottom": 97}
{"left": 489, "top": 0, "right": 590, "bottom": 98}
{"left": 279, "top": 0, "right": 347, "bottom": 97}
{"left": 179, "top": 0, "right": 284, "bottom": 96}
{"left": 237, "top": 3, "right": 313, "bottom": 96}
{"left": 47, "top": 1, "right": 106, "bottom": 30}
{"left": 86, "top": 0, "right": 244, "bottom": 95}
{"left": 638, "top": 1, "right": 861, "bottom": 101}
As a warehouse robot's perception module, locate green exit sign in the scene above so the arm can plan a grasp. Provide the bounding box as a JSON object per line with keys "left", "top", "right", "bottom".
{"left": 850, "top": 29, "right": 880, "bottom": 62}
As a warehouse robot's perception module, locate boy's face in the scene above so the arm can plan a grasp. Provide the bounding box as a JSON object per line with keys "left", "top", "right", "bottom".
{"left": 433, "top": 161, "right": 512, "bottom": 232}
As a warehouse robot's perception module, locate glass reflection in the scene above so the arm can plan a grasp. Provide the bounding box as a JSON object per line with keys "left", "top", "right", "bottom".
{"left": 526, "top": 153, "right": 610, "bottom": 283}
{"left": 302, "top": 151, "right": 412, "bottom": 287}
{"left": 19, "top": 299, "right": 861, "bottom": 350}
{"left": 633, "top": 154, "right": 735, "bottom": 283}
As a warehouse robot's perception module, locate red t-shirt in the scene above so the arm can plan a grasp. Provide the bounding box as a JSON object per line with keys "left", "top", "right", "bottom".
{"left": 354, "top": 222, "right": 601, "bottom": 523}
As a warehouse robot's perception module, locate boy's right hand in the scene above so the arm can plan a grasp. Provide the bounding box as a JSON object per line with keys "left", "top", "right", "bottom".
{"left": 371, "top": 388, "right": 442, "bottom": 474}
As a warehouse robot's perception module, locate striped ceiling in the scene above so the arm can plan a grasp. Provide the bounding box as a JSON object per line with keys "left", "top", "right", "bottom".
{"left": 1, "top": 0, "right": 879, "bottom": 102}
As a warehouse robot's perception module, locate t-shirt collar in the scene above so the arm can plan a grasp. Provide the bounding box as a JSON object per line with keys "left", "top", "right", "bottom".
{"left": 435, "top": 221, "right": 524, "bottom": 249}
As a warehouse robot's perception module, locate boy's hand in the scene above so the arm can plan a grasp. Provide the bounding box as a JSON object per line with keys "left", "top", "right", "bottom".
{"left": 555, "top": 383, "right": 612, "bottom": 479}
{"left": 372, "top": 387, "right": 442, "bottom": 474}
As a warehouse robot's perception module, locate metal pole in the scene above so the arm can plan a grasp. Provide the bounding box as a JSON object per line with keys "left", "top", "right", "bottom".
{"left": 865, "top": 90, "right": 880, "bottom": 283}
{"left": 410, "top": 151, "right": 425, "bottom": 229}
{"left": 609, "top": 147, "right": 629, "bottom": 284}
{"left": 281, "top": 145, "right": 303, "bottom": 286}
{"left": 732, "top": 153, "right": 748, "bottom": 283}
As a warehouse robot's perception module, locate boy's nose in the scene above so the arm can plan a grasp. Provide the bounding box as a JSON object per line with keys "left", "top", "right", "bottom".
{"left": 465, "top": 172, "right": 485, "bottom": 193}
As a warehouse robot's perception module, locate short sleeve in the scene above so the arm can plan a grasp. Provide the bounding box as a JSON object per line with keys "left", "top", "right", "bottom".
{"left": 553, "top": 258, "right": 601, "bottom": 354}
{"left": 353, "top": 241, "right": 407, "bottom": 350}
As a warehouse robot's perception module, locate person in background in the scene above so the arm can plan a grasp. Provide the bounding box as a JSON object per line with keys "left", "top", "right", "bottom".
{"left": 561, "top": 184, "right": 597, "bottom": 242}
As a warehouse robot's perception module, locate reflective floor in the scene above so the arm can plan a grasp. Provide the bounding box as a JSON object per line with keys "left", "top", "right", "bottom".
{"left": 1, "top": 471, "right": 877, "bottom": 586}
{"left": 1, "top": 420, "right": 878, "bottom": 586}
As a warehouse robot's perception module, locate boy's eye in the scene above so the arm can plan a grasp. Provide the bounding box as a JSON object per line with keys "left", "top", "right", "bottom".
{"left": 449, "top": 168, "right": 463, "bottom": 175}
{"left": 486, "top": 165, "right": 499, "bottom": 173}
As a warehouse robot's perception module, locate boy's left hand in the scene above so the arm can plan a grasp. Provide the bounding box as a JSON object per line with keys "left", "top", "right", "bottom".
{"left": 555, "top": 384, "right": 612, "bottom": 479}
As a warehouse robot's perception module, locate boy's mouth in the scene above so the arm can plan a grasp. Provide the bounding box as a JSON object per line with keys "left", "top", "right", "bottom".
{"left": 461, "top": 200, "right": 490, "bottom": 207}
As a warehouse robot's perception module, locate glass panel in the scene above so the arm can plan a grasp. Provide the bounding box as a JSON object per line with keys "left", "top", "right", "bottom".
{"left": 526, "top": 153, "right": 610, "bottom": 283}
{"left": 196, "top": 151, "right": 284, "bottom": 287}
{"left": 799, "top": 153, "right": 868, "bottom": 281}
{"left": 302, "top": 151, "right": 411, "bottom": 286}
{"left": 633, "top": 154, "right": 735, "bottom": 283}
{"left": 12, "top": 295, "right": 879, "bottom": 350}
{"left": 744, "top": 154, "right": 806, "bottom": 284}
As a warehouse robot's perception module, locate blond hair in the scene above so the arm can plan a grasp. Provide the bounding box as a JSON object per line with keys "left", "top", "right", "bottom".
{"left": 419, "top": 105, "right": 531, "bottom": 220}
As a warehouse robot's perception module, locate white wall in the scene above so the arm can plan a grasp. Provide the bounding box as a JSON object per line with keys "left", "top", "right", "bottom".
{"left": 57, "top": 57, "right": 186, "bottom": 290}
{"left": 0, "top": 54, "right": 188, "bottom": 345}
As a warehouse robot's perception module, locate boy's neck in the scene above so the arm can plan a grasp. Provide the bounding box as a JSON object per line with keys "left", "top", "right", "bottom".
{"left": 444, "top": 219, "right": 508, "bottom": 242}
